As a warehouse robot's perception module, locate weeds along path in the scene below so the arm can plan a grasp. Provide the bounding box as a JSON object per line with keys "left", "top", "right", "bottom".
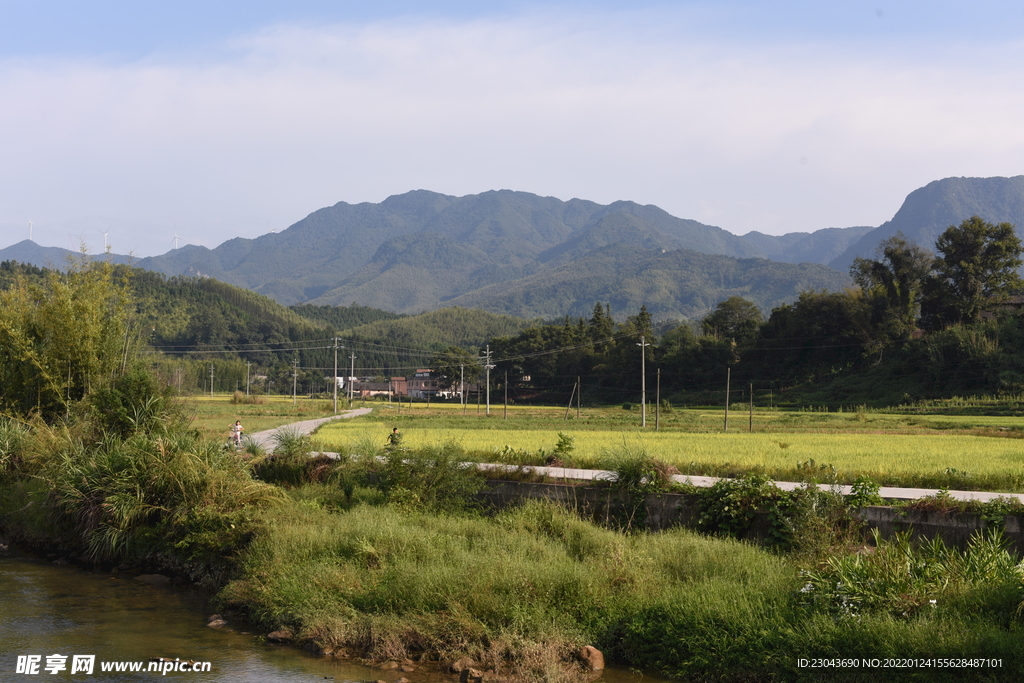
{"left": 248, "top": 407, "right": 372, "bottom": 450}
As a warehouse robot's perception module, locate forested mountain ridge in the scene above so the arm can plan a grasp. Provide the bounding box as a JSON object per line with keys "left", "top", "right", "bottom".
{"left": 4, "top": 177, "right": 1024, "bottom": 320}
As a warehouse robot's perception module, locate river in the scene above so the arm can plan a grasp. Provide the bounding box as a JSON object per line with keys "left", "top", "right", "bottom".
{"left": 0, "top": 546, "right": 670, "bottom": 682}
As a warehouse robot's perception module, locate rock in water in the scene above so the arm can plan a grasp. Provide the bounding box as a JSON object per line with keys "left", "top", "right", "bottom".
{"left": 578, "top": 645, "right": 605, "bottom": 671}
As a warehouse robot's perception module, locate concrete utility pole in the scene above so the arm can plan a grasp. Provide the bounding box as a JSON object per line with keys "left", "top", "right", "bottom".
{"left": 656, "top": 368, "right": 661, "bottom": 432}
{"left": 460, "top": 364, "right": 465, "bottom": 414}
{"left": 348, "top": 352, "right": 356, "bottom": 407}
{"left": 637, "top": 335, "right": 651, "bottom": 427}
{"left": 724, "top": 367, "right": 731, "bottom": 432}
{"left": 245, "top": 361, "right": 251, "bottom": 396}
{"left": 332, "top": 339, "right": 342, "bottom": 414}
{"left": 481, "top": 345, "right": 495, "bottom": 416}
{"left": 209, "top": 364, "right": 214, "bottom": 398}
{"left": 292, "top": 360, "right": 298, "bottom": 406}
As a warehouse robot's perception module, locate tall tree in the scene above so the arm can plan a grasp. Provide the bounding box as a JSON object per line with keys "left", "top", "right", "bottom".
{"left": 702, "top": 296, "right": 764, "bottom": 344}
{"left": 922, "top": 216, "right": 1023, "bottom": 327}
{"left": 851, "top": 233, "right": 933, "bottom": 341}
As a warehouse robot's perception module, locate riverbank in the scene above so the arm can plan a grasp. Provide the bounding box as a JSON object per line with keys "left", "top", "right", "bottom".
{"left": 4, "top": 414, "right": 1024, "bottom": 682}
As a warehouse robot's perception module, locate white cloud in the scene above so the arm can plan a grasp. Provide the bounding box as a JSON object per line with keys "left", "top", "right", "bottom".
{"left": 2, "top": 9, "right": 1024, "bottom": 256}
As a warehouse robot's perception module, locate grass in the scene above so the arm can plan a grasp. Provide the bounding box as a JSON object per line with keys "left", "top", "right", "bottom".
{"left": 7, "top": 392, "right": 1024, "bottom": 682}
{"left": 315, "top": 404, "right": 1024, "bottom": 492}
{"left": 219, "top": 493, "right": 1024, "bottom": 682}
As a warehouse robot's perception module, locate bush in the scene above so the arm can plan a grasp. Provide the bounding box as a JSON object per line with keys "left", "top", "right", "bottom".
{"left": 87, "top": 364, "right": 185, "bottom": 438}
{"left": 372, "top": 441, "right": 484, "bottom": 512}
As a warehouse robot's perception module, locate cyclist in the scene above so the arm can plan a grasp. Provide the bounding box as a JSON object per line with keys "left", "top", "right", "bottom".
{"left": 230, "top": 420, "right": 244, "bottom": 448}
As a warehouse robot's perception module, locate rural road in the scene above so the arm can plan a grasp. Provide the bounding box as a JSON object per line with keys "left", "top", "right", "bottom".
{"left": 253, "top": 408, "right": 1024, "bottom": 504}
{"left": 246, "top": 407, "right": 373, "bottom": 450}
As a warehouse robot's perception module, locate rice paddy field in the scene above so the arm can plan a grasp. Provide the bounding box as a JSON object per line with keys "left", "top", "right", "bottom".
{"left": 309, "top": 400, "right": 1024, "bottom": 492}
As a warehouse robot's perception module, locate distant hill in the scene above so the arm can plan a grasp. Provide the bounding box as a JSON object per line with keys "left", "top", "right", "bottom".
{"left": 6, "top": 178, "right": 1024, "bottom": 321}
{"left": 829, "top": 176, "right": 1024, "bottom": 269}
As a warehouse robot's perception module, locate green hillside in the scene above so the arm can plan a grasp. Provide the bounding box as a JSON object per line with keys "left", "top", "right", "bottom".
{"left": 444, "top": 245, "right": 852, "bottom": 320}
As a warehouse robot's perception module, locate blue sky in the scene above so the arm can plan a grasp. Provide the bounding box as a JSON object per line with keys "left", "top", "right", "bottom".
{"left": 2, "top": 1, "right": 1024, "bottom": 256}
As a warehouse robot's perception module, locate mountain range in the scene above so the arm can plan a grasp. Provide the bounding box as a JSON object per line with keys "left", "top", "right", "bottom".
{"left": 3, "top": 176, "right": 1023, "bottom": 320}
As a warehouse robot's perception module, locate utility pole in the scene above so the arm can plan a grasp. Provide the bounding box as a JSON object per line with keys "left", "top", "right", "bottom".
{"left": 348, "top": 352, "right": 356, "bottom": 407}
{"left": 480, "top": 345, "right": 495, "bottom": 416}
{"left": 656, "top": 368, "right": 661, "bottom": 432}
{"left": 637, "top": 335, "right": 651, "bottom": 427}
{"left": 245, "top": 361, "right": 251, "bottom": 396}
{"left": 724, "top": 367, "right": 731, "bottom": 432}
{"left": 292, "top": 360, "right": 298, "bottom": 406}
{"left": 577, "top": 376, "right": 581, "bottom": 419}
{"left": 209, "top": 364, "right": 214, "bottom": 398}
{"left": 460, "top": 364, "right": 465, "bottom": 415}
{"left": 749, "top": 383, "right": 754, "bottom": 433}
{"left": 332, "top": 339, "right": 341, "bottom": 414}
{"left": 503, "top": 372, "right": 507, "bottom": 420}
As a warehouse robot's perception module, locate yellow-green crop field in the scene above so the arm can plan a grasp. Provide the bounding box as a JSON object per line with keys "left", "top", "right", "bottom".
{"left": 314, "top": 402, "right": 1024, "bottom": 492}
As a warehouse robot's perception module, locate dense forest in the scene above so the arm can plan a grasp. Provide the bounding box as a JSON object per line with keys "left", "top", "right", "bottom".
{"left": 482, "top": 217, "right": 1024, "bottom": 407}
{"left": 0, "top": 261, "right": 535, "bottom": 396}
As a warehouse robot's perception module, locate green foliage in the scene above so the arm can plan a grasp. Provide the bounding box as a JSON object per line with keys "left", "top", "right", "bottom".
{"left": 87, "top": 363, "right": 185, "bottom": 438}
{"left": 270, "top": 426, "right": 312, "bottom": 458}
{"left": 800, "top": 529, "right": 1024, "bottom": 620}
{"left": 431, "top": 345, "right": 482, "bottom": 391}
{"left": 702, "top": 296, "right": 764, "bottom": 344}
{"left": 553, "top": 432, "right": 575, "bottom": 458}
{"left": 600, "top": 442, "right": 669, "bottom": 493}
{"left": 370, "top": 441, "right": 484, "bottom": 512}
{"left": 0, "top": 417, "right": 29, "bottom": 483}
{"left": 290, "top": 302, "right": 405, "bottom": 329}
{"left": 851, "top": 232, "right": 933, "bottom": 344}
{"left": 0, "top": 257, "right": 139, "bottom": 419}
{"left": 846, "top": 476, "right": 884, "bottom": 507}
{"left": 923, "top": 216, "right": 1024, "bottom": 327}
{"left": 696, "top": 475, "right": 798, "bottom": 546}
{"left": 28, "top": 427, "right": 281, "bottom": 582}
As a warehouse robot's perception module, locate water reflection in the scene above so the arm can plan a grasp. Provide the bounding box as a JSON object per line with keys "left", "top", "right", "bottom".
{"left": 0, "top": 547, "right": 668, "bottom": 682}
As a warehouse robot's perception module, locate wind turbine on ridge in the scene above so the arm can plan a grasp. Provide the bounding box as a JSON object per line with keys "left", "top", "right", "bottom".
{"left": 28, "top": 219, "right": 33, "bottom": 242}
{"left": 172, "top": 232, "right": 180, "bottom": 250}
{"left": 99, "top": 228, "right": 110, "bottom": 252}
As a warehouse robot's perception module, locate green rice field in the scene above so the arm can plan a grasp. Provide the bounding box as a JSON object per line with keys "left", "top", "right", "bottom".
{"left": 314, "top": 402, "right": 1024, "bottom": 492}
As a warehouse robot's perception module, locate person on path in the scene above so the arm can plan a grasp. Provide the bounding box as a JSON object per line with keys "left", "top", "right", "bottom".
{"left": 230, "top": 420, "right": 244, "bottom": 448}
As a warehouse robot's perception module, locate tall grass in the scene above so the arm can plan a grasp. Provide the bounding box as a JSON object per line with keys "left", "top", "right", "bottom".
{"left": 220, "top": 496, "right": 1024, "bottom": 681}
{"left": 26, "top": 425, "right": 283, "bottom": 582}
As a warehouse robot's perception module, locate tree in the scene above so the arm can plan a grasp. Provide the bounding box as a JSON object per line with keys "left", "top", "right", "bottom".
{"left": 0, "top": 257, "right": 139, "bottom": 419}
{"left": 702, "top": 297, "right": 764, "bottom": 344}
{"left": 431, "top": 346, "right": 481, "bottom": 392}
{"left": 588, "top": 302, "right": 614, "bottom": 347}
{"left": 851, "top": 233, "right": 933, "bottom": 342}
{"left": 922, "top": 216, "right": 1023, "bottom": 327}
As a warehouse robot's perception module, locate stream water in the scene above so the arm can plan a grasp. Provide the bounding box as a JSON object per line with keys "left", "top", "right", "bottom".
{"left": 0, "top": 546, "right": 670, "bottom": 682}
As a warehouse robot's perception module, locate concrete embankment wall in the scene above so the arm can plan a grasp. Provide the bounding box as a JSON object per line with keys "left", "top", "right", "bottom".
{"left": 478, "top": 480, "right": 1024, "bottom": 552}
